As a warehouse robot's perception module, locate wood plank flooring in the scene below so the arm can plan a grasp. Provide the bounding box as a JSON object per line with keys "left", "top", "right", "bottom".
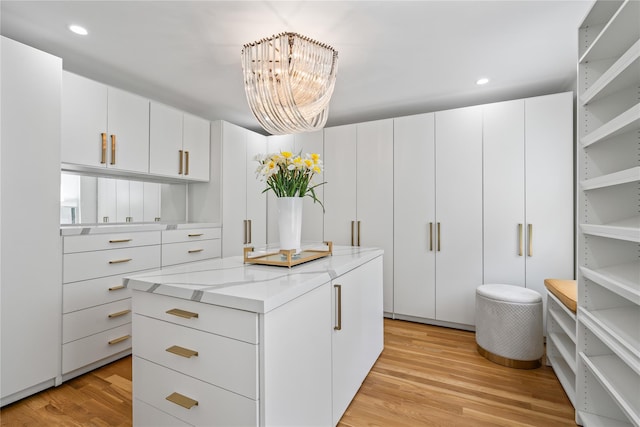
{"left": 1, "top": 318, "right": 576, "bottom": 426}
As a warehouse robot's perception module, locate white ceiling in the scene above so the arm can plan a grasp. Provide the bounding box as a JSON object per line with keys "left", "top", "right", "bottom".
{"left": 1, "top": 0, "right": 593, "bottom": 135}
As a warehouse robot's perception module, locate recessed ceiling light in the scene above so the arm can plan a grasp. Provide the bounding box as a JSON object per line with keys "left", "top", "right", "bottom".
{"left": 476, "top": 78, "right": 490, "bottom": 85}
{"left": 68, "top": 25, "right": 88, "bottom": 36}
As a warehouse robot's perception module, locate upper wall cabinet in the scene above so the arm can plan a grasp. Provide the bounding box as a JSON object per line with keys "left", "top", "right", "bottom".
{"left": 62, "top": 71, "right": 149, "bottom": 174}
{"left": 149, "top": 102, "right": 210, "bottom": 182}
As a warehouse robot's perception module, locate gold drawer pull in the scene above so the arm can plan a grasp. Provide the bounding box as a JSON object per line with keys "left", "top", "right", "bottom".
{"left": 188, "top": 248, "right": 204, "bottom": 253}
{"left": 108, "top": 309, "right": 131, "bottom": 318}
{"left": 166, "top": 345, "right": 199, "bottom": 358}
{"left": 185, "top": 150, "right": 190, "bottom": 176}
{"left": 109, "top": 258, "right": 132, "bottom": 264}
{"left": 110, "top": 134, "right": 116, "bottom": 165}
{"left": 166, "top": 308, "right": 199, "bottom": 319}
{"left": 108, "top": 335, "right": 130, "bottom": 345}
{"left": 108, "top": 284, "right": 125, "bottom": 291}
{"left": 188, "top": 233, "right": 203, "bottom": 237}
{"left": 109, "top": 238, "right": 132, "bottom": 243}
{"left": 101, "top": 133, "right": 107, "bottom": 164}
{"left": 166, "top": 392, "right": 198, "bottom": 410}
{"left": 179, "top": 150, "right": 184, "bottom": 175}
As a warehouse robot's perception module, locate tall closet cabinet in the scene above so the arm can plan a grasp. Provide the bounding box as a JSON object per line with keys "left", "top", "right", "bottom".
{"left": 575, "top": 1, "right": 639, "bottom": 425}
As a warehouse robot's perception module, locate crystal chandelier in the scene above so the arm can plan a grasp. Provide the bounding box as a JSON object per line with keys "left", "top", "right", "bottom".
{"left": 241, "top": 32, "right": 338, "bottom": 135}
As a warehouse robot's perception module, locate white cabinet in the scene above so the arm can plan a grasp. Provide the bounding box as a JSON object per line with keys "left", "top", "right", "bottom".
{"left": 266, "top": 131, "right": 325, "bottom": 244}
{"left": 576, "top": 1, "right": 640, "bottom": 426}
{"left": 1, "top": 37, "right": 62, "bottom": 407}
{"left": 149, "top": 102, "right": 210, "bottom": 181}
{"left": 331, "top": 256, "right": 384, "bottom": 425}
{"left": 161, "top": 227, "right": 221, "bottom": 266}
{"left": 62, "top": 71, "right": 149, "bottom": 173}
{"left": 97, "top": 178, "right": 161, "bottom": 223}
{"left": 324, "top": 119, "right": 394, "bottom": 314}
{"left": 483, "top": 93, "right": 574, "bottom": 309}
{"left": 219, "top": 121, "right": 267, "bottom": 257}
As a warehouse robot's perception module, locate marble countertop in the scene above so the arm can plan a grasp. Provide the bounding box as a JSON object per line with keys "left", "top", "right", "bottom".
{"left": 126, "top": 245, "right": 383, "bottom": 314}
{"left": 60, "top": 222, "right": 221, "bottom": 236}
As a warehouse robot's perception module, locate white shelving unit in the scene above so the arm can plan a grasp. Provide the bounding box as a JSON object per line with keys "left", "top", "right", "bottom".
{"left": 547, "top": 290, "right": 578, "bottom": 406}
{"left": 576, "top": 1, "right": 640, "bottom": 426}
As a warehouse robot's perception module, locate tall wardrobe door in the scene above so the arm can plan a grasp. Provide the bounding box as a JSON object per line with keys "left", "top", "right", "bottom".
{"left": 245, "top": 130, "right": 267, "bottom": 249}
{"left": 434, "top": 106, "right": 483, "bottom": 326}
{"left": 393, "top": 113, "right": 436, "bottom": 319}
{"left": 323, "top": 124, "right": 357, "bottom": 246}
{"left": 524, "top": 93, "right": 574, "bottom": 298}
{"left": 221, "top": 122, "right": 248, "bottom": 257}
{"left": 483, "top": 100, "right": 526, "bottom": 285}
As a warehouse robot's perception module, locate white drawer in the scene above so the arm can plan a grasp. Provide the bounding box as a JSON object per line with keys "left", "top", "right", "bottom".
{"left": 63, "top": 245, "right": 161, "bottom": 283}
{"left": 134, "top": 356, "right": 258, "bottom": 427}
{"left": 161, "top": 239, "right": 221, "bottom": 267}
{"left": 63, "top": 299, "right": 132, "bottom": 343}
{"left": 162, "top": 228, "right": 221, "bottom": 244}
{"left": 63, "top": 275, "right": 132, "bottom": 313}
{"left": 133, "top": 314, "right": 258, "bottom": 399}
{"left": 134, "top": 398, "right": 192, "bottom": 427}
{"left": 62, "top": 324, "right": 131, "bottom": 374}
{"left": 64, "top": 231, "right": 161, "bottom": 253}
{"left": 133, "top": 292, "right": 258, "bottom": 344}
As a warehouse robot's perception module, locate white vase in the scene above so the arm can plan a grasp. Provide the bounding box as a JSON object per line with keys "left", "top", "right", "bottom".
{"left": 277, "top": 197, "right": 303, "bottom": 252}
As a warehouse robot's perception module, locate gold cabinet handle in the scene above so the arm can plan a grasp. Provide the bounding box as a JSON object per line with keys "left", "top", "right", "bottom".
{"left": 188, "top": 233, "right": 203, "bottom": 237}
{"left": 108, "top": 335, "right": 130, "bottom": 345}
{"left": 243, "top": 220, "right": 247, "bottom": 244}
{"left": 110, "top": 134, "right": 116, "bottom": 165}
{"left": 334, "top": 284, "right": 342, "bottom": 330}
{"left": 437, "top": 222, "right": 441, "bottom": 252}
{"left": 101, "top": 133, "right": 107, "bottom": 164}
{"left": 429, "top": 222, "right": 433, "bottom": 251}
{"left": 108, "top": 258, "right": 132, "bottom": 264}
{"left": 166, "top": 392, "right": 198, "bottom": 410}
{"left": 188, "top": 248, "right": 204, "bottom": 253}
{"left": 108, "top": 285, "right": 125, "bottom": 291}
{"left": 108, "top": 309, "right": 131, "bottom": 318}
{"left": 185, "top": 151, "right": 190, "bottom": 175}
{"left": 179, "top": 150, "right": 184, "bottom": 175}
{"left": 109, "top": 238, "right": 132, "bottom": 243}
{"left": 166, "top": 345, "right": 199, "bottom": 359}
{"left": 248, "top": 219, "right": 252, "bottom": 244}
{"left": 351, "top": 221, "right": 355, "bottom": 246}
{"left": 518, "top": 224, "right": 523, "bottom": 256}
{"left": 528, "top": 224, "right": 533, "bottom": 257}
{"left": 166, "top": 308, "right": 199, "bottom": 319}
{"left": 357, "top": 220, "right": 361, "bottom": 246}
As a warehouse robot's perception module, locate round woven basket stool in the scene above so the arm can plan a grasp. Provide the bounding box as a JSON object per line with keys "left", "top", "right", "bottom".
{"left": 475, "top": 284, "right": 543, "bottom": 369}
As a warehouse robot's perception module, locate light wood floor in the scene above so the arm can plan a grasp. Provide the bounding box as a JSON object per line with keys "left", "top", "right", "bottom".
{"left": 1, "top": 319, "right": 576, "bottom": 426}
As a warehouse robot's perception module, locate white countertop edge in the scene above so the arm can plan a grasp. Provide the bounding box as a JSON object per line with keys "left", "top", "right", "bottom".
{"left": 60, "top": 222, "right": 222, "bottom": 235}
{"left": 127, "top": 246, "right": 383, "bottom": 314}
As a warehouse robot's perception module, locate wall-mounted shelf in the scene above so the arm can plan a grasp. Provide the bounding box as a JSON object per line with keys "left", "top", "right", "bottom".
{"left": 580, "top": 167, "right": 640, "bottom": 190}
{"left": 580, "top": 104, "right": 640, "bottom": 148}
{"left": 580, "top": 263, "right": 640, "bottom": 305}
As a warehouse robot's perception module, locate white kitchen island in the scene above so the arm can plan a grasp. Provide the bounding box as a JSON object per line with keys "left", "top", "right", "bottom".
{"left": 127, "top": 245, "right": 384, "bottom": 427}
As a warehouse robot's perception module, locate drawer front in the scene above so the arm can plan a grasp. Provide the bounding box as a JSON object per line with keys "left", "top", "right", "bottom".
{"left": 134, "top": 398, "right": 192, "bottom": 427}
{"left": 63, "top": 299, "right": 132, "bottom": 343}
{"left": 134, "top": 356, "right": 258, "bottom": 427}
{"left": 133, "top": 292, "right": 258, "bottom": 344}
{"left": 64, "top": 231, "right": 161, "bottom": 254}
{"left": 63, "top": 275, "right": 132, "bottom": 313}
{"left": 134, "top": 314, "right": 258, "bottom": 399}
{"left": 62, "top": 324, "right": 131, "bottom": 374}
{"left": 162, "top": 228, "right": 221, "bottom": 244}
{"left": 64, "top": 245, "right": 161, "bottom": 283}
{"left": 161, "top": 239, "right": 221, "bottom": 267}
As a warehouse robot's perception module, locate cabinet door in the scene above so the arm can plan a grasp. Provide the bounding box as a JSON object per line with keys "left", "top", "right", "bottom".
{"left": 524, "top": 93, "right": 574, "bottom": 296}
{"left": 116, "top": 179, "right": 131, "bottom": 223}
{"left": 221, "top": 122, "right": 248, "bottom": 257}
{"left": 483, "top": 100, "right": 526, "bottom": 285}
{"left": 107, "top": 87, "right": 149, "bottom": 173}
{"left": 143, "top": 182, "right": 161, "bottom": 222}
{"left": 97, "top": 178, "right": 117, "bottom": 223}
{"left": 129, "top": 181, "right": 144, "bottom": 223}
{"left": 435, "top": 106, "right": 483, "bottom": 326}
{"left": 61, "top": 71, "right": 108, "bottom": 167}
{"left": 149, "top": 102, "right": 183, "bottom": 178}
{"left": 245, "top": 130, "right": 267, "bottom": 248}
{"left": 393, "top": 113, "right": 436, "bottom": 319}
{"left": 332, "top": 256, "right": 384, "bottom": 425}
{"left": 356, "top": 119, "right": 394, "bottom": 313}
{"left": 182, "top": 113, "right": 210, "bottom": 181}
{"left": 296, "top": 131, "right": 325, "bottom": 243}
{"left": 324, "top": 124, "right": 357, "bottom": 246}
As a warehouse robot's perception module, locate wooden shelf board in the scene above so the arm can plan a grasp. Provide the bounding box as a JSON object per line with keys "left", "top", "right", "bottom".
{"left": 580, "top": 262, "right": 640, "bottom": 305}
{"left": 581, "top": 103, "right": 640, "bottom": 148}
{"left": 580, "top": 167, "right": 640, "bottom": 191}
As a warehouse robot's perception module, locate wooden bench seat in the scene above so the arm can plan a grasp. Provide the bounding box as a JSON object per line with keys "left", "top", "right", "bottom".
{"left": 544, "top": 279, "right": 577, "bottom": 313}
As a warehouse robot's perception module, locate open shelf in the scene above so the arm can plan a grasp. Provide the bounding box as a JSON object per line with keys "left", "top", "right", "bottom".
{"left": 548, "top": 292, "right": 577, "bottom": 342}
{"left": 548, "top": 353, "right": 576, "bottom": 407}
{"left": 580, "top": 167, "right": 640, "bottom": 190}
{"left": 580, "top": 352, "right": 640, "bottom": 425}
{"left": 581, "top": 40, "right": 640, "bottom": 106}
{"left": 549, "top": 332, "right": 577, "bottom": 373}
{"left": 580, "top": 218, "right": 640, "bottom": 243}
{"left": 580, "top": 103, "right": 640, "bottom": 148}
{"left": 578, "top": 411, "right": 633, "bottom": 427}
{"left": 579, "top": 0, "right": 640, "bottom": 63}
{"left": 580, "top": 262, "right": 640, "bottom": 305}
